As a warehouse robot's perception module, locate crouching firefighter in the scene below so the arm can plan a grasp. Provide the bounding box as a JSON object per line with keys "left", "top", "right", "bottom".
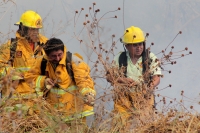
{"left": 25, "top": 38, "right": 96, "bottom": 125}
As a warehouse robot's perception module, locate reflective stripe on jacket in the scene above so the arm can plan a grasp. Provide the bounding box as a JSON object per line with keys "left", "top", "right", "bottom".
{"left": 10, "top": 92, "right": 43, "bottom": 100}
{"left": 63, "top": 108, "right": 94, "bottom": 122}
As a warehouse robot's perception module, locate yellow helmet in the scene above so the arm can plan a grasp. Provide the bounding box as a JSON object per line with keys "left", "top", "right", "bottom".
{"left": 122, "top": 26, "right": 145, "bottom": 44}
{"left": 15, "top": 10, "right": 43, "bottom": 28}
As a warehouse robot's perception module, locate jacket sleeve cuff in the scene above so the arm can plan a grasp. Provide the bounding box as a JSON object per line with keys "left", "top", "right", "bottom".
{"left": 79, "top": 88, "right": 96, "bottom": 96}
{"left": 35, "top": 76, "right": 46, "bottom": 91}
{"left": 0, "top": 66, "right": 14, "bottom": 78}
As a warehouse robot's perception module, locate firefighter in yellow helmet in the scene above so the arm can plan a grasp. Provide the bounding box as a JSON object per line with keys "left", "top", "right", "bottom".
{"left": 107, "top": 26, "right": 162, "bottom": 130}
{"left": 25, "top": 38, "right": 96, "bottom": 127}
{"left": 0, "top": 10, "right": 47, "bottom": 99}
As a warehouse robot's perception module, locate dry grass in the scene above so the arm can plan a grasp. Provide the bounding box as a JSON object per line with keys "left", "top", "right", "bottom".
{"left": 0, "top": 1, "right": 197, "bottom": 133}
{"left": 0, "top": 97, "right": 64, "bottom": 133}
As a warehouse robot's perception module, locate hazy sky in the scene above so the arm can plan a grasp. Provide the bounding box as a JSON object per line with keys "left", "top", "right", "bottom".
{"left": 1, "top": 0, "right": 200, "bottom": 112}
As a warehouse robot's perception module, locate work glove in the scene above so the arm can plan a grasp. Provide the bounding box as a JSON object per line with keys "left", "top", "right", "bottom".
{"left": 44, "top": 78, "right": 55, "bottom": 90}
{"left": 83, "top": 92, "right": 95, "bottom": 106}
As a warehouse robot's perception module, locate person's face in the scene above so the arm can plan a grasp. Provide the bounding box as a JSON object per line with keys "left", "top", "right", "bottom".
{"left": 125, "top": 42, "right": 144, "bottom": 57}
{"left": 27, "top": 28, "right": 39, "bottom": 42}
{"left": 48, "top": 50, "right": 64, "bottom": 64}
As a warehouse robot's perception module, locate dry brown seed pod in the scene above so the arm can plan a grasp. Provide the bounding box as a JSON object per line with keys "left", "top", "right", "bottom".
{"left": 118, "top": 7, "right": 121, "bottom": 10}
{"left": 85, "top": 14, "right": 88, "bottom": 17}
{"left": 75, "top": 10, "right": 78, "bottom": 13}
{"left": 83, "top": 22, "right": 87, "bottom": 25}
{"left": 93, "top": 2, "right": 96, "bottom": 5}
{"left": 185, "top": 47, "right": 188, "bottom": 50}
{"left": 89, "top": 7, "right": 92, "bottom": 10}
{"left": 155, "top": 58, "right": 159, "bottom": 62}
{"left": 181, "top": 90, "right": 184, "bottom": 93}
{"left": 81, "top": 8, "right": 84, "bottom": 10}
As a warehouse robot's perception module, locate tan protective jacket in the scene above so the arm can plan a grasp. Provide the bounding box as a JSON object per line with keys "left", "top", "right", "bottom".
{"left": 25, "top": 47, "right": 96, "bottom": 121}
{"left": 0, "top": 32, "right": 47, "bottom": 97}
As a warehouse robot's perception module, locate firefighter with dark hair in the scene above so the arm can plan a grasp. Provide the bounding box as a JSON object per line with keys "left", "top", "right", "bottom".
{"left": 107, "top": 26, "right": 162, "bottom": 129}
{"left": 25, "top": 37, "right": 96, "bottom": 126}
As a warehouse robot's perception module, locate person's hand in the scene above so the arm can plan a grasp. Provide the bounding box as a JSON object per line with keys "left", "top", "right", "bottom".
{"left": 117, "top": 77, "right": 135, "bottom": 84}
{"left": 106, "top": 73, "right": 112, "bottom": 83}
{"left": 83, "top": 92, "right": 95, "bottom": 106}
{"left": 44, "top": 78, "right": 55, "bottom": 90}
{"left": 12, "top": 71, "right": 24, "bottom": 80}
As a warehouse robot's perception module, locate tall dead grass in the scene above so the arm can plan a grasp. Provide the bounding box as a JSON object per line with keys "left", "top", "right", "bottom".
{"left": 0, "top": 1, "right": 197, "bottom": 133}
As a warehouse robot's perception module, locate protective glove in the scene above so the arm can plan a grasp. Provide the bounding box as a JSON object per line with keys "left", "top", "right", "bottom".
{"left": 44, "top": 78, "right": 55, "bottom": 90}
{"left": 83, "top": 92, "right": 95, "bottom": 106}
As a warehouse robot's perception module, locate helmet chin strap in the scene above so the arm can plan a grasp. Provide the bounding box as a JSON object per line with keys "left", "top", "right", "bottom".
{"left": 120, "top": 38, "right": 127, "bottom": 53}
{"left": 123, "top": 44, "right": 126, "bottom": 52}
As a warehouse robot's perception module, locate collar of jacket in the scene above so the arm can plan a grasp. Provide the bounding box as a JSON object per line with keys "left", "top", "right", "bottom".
{"left": 43, "top": 46, "right": 68, "bottom": 66}
{"left": 15, "top": 31, "right": 46, "bottom": 45}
